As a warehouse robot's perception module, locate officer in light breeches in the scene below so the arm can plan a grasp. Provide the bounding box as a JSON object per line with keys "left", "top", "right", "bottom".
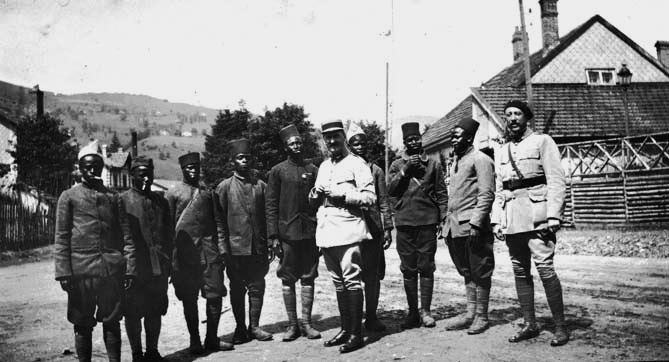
{"left": 491, "top": 100, "right": 569, "bottom": 347}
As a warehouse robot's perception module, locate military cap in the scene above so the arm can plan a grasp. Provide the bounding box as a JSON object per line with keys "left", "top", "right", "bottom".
{"left": 401, "top": 122, "right": 421, "bottom": 139}
{"left": 229, "top": 138, "right": 251, "bottom": 156}
{"left": 455, "top": 117, "right": 480, "bottom": 136}
{"left": 504, "top": 100, "right": 534, "bottom": 120}
{"left": 279, "top": 124, "right": 300, "bottom": 144}
{"left": 321, "top": 121, "right": 345, "bottom": 134}
{"left": 77, "top": 140, "right": 103, "bottom": 161}
{"left": 346, "top": 122, "right": 365, "bottom": 142}
{"left": 178, "top": 152, "right": 200, "bottom": 168}
{"left": 131, "top": 156, "right": 154, "bottom": 170}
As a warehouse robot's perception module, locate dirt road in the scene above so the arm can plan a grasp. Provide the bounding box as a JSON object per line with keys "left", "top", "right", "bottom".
{"left": 1, "top": 241, "right": 668, "bottom": 362}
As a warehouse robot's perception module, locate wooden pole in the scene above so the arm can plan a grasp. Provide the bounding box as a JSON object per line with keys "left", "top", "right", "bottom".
{"left": 518, "top": 0, "right": 534, "bottom": 129}
{"left": 385, "top": 61, "right": 390, "bottom": 181}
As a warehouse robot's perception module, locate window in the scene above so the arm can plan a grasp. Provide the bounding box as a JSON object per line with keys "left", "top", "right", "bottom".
{"left": 586, "top": 68, "right": 616, "bottom": 85}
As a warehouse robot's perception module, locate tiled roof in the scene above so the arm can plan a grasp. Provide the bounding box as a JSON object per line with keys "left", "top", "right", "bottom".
{"left": 477, "top": 83, "right": 669, "bottom": 138}
{"left": 423, "top": 96, "right": 472, "bottom": 149}
{"left": 483, "top": 15, "right": 669, "bottom": 88}
{"left": 106, "top": 152, "right": 131, "bottom": 169}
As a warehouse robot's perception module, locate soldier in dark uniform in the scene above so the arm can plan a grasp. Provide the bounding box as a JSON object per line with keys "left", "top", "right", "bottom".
{"left": 346, "top": 123, "right": 394, "bottom": 332}
{"left": 266, "top": 125, "right": 321, "bottom": 341}
{"left": 121, "top": 157, "right": 173, "bottom": 362}
{"left": 216, "top": 139, "right": 273, "bottom": 344}
{"left": 388, "top": 122, "right": 448, "bottom": 329}
{"left": 491, "top": 100, "right": 569, "bottom": 346}
{"left": 54, "top": 141, "right": 135, "bottom": 362}
{"left": 441, "top": 118, "right": 495, "bottom": 335}
{"left": 165, "top": 152, "right": 232, "bottom": 354}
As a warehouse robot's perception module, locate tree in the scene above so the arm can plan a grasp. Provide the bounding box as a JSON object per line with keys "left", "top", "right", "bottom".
{"left": 110, "top": 132, "right": 122, "bottom": 151}
{"left": 356, "top": 120, "right": 398, "bottom": 172}
{"left": 9, "top": 114, "right": 77, "bottom": 196}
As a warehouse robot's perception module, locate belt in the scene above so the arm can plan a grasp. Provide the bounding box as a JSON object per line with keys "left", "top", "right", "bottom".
{"left": 502, "top": 176, "right": 547, "bottom": 191}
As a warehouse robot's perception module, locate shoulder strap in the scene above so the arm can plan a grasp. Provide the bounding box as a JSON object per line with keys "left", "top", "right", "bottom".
{"left": 507, "top": 143, "right": 525, "bottom": 180}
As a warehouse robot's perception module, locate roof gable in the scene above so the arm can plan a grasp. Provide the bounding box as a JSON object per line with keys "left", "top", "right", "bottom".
{"left": 422, "top": 96, "right": 472, "bottom": 149}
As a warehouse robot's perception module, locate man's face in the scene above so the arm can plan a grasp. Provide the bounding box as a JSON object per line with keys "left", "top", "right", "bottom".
{"left": 79, "top": 155, "right": 103, "bottom": 184}
{"left": 182, "top": 163, "right": 200, "bottom": 184}
{"left": 451, "top": 127, "right": 473, "bottom": 154}
{"left": 323, "top": 131, "right": 346, "bottom": 158}
{"left": 131, "top": 166, "right": 154, "bottom": 192}
{"left": 504, "top": 106, "right": 528, "bottom": 135}
{"left": 404, "top": 135, "right": 422, "bottom": 155}
{"left": 285, "top": 136, "right": 303, "bottom": 156}
{"left": 348, "top": 134, "right": 367, "bottom": 158}
{"left": 233, "top": 153, "right": 251, "bottom": 172}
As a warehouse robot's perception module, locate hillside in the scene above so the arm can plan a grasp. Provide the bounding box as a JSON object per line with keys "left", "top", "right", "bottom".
{"left": 138, "top": 135, "right": 206, "bottom": 180}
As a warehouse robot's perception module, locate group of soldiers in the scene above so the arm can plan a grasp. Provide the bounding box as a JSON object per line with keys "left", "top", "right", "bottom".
{"left": 54, "top": 99, "right": 569, "bottom": 362}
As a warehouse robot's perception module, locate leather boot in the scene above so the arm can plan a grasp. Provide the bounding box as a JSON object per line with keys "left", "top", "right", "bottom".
{"left": 401, "top": 277, "right": 420, "bottom": 329}
{"left": 324, "top": 291, "right": 349, "bottom": 347}
{"left": 102, "top": 322, "right": 122, "bottom": 362}
{"left": 281, "top": 285, "right": 301, "bottom": 341}
{"left": 182, "top": 299, "right": 202, "bottom": 355}
{"left": 444, "top": 282, "right": 476, "bottom": 330}
{"left": 204, "top": 298, "right": 233, "bottom": 351}
{"left": 143, "top": 316, "right": 163, "bottom": 362}
{"left": 550, "top": 322, "right": 570, "bottom": 346}
{"left": 124, "top": 317, "right": 143, "bottom": 361}
{"left": 74, "top": 326, "right": 93, "bottom": 362}
{"left": 419, "top": 276, "right": 436, "bottom": 327}
{"left": 542, "top": 274, "right": 569, "bottom": 346}
{"left": 339, "top": 290, "right": 364, "bottom": 353}
{"left": 248, "top": 288, "right": 273, "bottom": 341}
{"left": 508, "top": 276, "right": 538, "bottom": 343}
{"left": 300, "top": 285, "right": 321, "bottom": 339}
{"left": 467, "top": 285, "right": 490, "bottom": 335}
{"left": 229, "top": 285, "right": 248, "bottom": 344}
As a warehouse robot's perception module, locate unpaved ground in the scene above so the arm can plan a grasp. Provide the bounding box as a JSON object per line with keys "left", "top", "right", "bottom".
{"left": 1, "top": 234, "right": 668, "bottom": 362}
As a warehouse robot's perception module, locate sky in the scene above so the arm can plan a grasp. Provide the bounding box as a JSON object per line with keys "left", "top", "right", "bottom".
{"left": 1, "top": 0, "right": 667, "bottom": 127}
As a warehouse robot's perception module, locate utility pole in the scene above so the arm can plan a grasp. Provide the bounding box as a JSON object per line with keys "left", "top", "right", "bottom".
{"left": 385, "top": 62, "right": 389, "bottom": 179}
{"left": 518, "top": 0, "right": 534, "bottom": 129}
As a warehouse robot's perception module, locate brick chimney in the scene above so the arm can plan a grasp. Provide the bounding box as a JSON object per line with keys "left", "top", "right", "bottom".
{"left": 131, "top": 131, "right": 138, "bottom": 157}
{"left": 539, "top": 0, "right": 559, "bottom": 51}
{"left": 656, "top": 41, "right": 669, "bottom": 68}
{"left": 512, "top": 26, "right": 525, "bottom": 62}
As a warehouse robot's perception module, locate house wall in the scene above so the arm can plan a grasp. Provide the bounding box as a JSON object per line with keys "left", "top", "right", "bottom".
{"left": 532, "top": 22, "right": 669, "bottom": 83}
{"left": 0, "top": 123, "right": 17, "bottom": 188}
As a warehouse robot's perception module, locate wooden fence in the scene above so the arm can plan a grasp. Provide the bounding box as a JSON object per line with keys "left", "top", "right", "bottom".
{"left": 559, "top": 131, "right": 669, "bottom": 226}
{"left": 0, "top": 191, "right": 55, "bottom": 251}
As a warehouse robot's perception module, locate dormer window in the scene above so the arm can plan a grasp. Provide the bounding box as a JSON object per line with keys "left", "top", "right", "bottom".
{"left": 586, "top": 68, "right": 616, "bottom": 85}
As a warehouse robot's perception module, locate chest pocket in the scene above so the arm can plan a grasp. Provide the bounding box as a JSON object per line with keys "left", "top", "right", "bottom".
{"left": 518, "top": 148, "right": 540, "bottom": 160}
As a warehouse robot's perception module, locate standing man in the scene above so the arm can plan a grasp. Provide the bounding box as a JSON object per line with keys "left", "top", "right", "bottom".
{"left": 441, "top": 118, "right": 495, "bottom": 335}
{"left": 266, "top": 124, "right": 322, "bottom": 342}
{"left": 166, "top": 152, "right": 232, "bottom": 354}
{"left": 54, "top": 140, "right": 134, "bottom": 362}
{"left": 388, "top": 122, "right": 448, "bottom": 329}
{"left": 492, "top": 100, "right": 569, "bottom": 346}
{"left": 309, "top": 121, "right": 376, "bottom": 353}
{"left": 121, "top": 156, "right": 173, "bottom": 362}
{"left": 216, "top": 139, "right": 273, "bottom": 344}
{"left": 346, "top": 123, "right": 394, "bottom": 332}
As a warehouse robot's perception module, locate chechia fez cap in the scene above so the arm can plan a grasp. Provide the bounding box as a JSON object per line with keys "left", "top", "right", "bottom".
{"left": 455, "top": 117, "right": 480, "bottom": 136}
{"left": 503, "top": 100, "right": 534, "bottom": 120}
{"left": 178, "top": 152, "right": 200, "bottom": 168}
{"left": 279, "top": 124, "right": 300, "bottom": 143}
{"left": 229, "top": 138, "right": 251, "bottom": 156}
{"left": 401, "top": 122, "right": 421, "bottom": 139}
{"left": 321, "top": 121, "right": 345, "bottom": 134}
{"left": 131, "top": 156, "right": 154, "bottom": 171}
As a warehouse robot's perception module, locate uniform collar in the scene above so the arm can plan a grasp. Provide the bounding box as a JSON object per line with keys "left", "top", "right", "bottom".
{"left": 512, "top": 128, "right": 534, "bottom": 143}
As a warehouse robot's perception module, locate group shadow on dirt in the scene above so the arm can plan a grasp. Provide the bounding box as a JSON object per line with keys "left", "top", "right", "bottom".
{"left": 163, "top": 303, "right": 594, "bottom": 361}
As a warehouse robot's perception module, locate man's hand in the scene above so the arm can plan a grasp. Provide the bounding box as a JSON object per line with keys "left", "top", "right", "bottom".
{"left": 268, "top": 237, "right": 283, "bottom": 262}
{"left": 409, "top": 154, "right": 422, "bottom": 168}
{"left": 59, "top": 278, "right": 73, "bottom": 292}
{"left": 468, "top": 226, "right": 481, "bottom": 246}
{"left": 383, "top": 230, "right": 393, "bottom": 249}
{"left": 547, "top": 218, "right": 561, "bottom": 234}
{"left": 123, "top": 276, "right": 134, "bottom": 291}
{"left": 493, "top": 224, "right": 505, "bottom": 241}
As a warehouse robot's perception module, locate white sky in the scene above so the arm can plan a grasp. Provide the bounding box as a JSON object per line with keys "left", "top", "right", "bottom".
{"left": 1, "top": 0, "right": 667, "bottom": 125}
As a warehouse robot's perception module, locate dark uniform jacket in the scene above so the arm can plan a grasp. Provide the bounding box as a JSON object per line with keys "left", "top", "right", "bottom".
{"left": 165, "top": 182, "right": 221, "bottom": 271}
{"left": 54, "top": 182, "right": 135, "bottom": 280}
{"left": 121, "top": 188, "right": 173, "bottom": 284}
{"left": 365, "top": 162, "right": 394, "bottom": 238}
{"left": 216, "top": 172, "right": 268, "bottom": 256}
{"left": 388, "top": 151, "right": 448, "bottom": 227}
{"left": 266, "top": 159, "right": 318, "bottom": 241}
{"left": 443, "top": 147, "right": 495, "bottom": 238}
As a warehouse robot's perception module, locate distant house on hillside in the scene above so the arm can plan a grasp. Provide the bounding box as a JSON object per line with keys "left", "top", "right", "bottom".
{"left": 181, "top": 131, "right": 192, "bottom": 137}
{"left": 422, "top": 2, "right": 669, "bottom": 160}
{"left": 100, "top": 144, "right": 132, "bottom": 190}
{"left": 0, "top": 113, "right": 18, "bottom": 190}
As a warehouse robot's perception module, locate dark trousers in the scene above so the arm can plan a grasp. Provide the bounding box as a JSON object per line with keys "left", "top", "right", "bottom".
{"left": 396, "top": 225, "right": 437, "bottom": 278}
{"left": 446, "top": 234, "right": 495, "bottom": 287}
{"left": 361, "top": 236, "right": 386, "bottom": 283}
{"left": 172, "top": 260, "right": 226, "bottom": 301}
{"left": 226, "top": 255, "right": 269, "bottom": 327}
{"left": 67, "top": 276, "right": 124, "bottom": 327}
{"left": 124, "top": 274, "right": 169, "bottom": 318}
{"left": 276, "top": 239, "right": 320, "bottom": 285}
